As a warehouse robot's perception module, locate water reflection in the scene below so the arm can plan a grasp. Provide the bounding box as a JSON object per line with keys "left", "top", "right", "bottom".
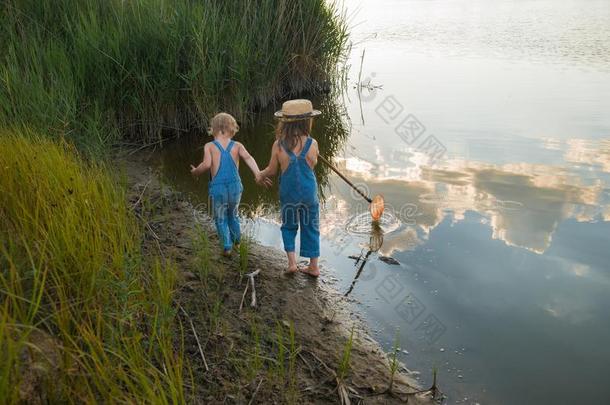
{"left": 328, "top": 153, "right": 607, "bottom": 255}
{"left": 563, "top": 138, "right": 610, "bottom": 173}
{"left": 345, "top": 221, "right": 384, "bottom": 296}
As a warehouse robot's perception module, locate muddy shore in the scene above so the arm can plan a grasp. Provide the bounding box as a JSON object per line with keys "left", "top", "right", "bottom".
{"left": 121, "top": 151, "right": 438, "bottom": 404}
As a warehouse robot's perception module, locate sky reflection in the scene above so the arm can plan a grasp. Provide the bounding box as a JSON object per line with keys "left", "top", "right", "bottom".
{"left": 326, "top": 144, "right": 608, "bottom": 255}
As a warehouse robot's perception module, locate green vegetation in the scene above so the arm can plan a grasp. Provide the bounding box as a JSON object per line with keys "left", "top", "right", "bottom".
{"left": 193, "top": 224, "right": 213, "bottom": 283}
{"left": 190, "top": 232, "right": 304, "bottom": 402}
{"left": 0, "top": 0, "right": 348, "bottom": 153}
{"left": 238, "top": 233, "right": 253, "bottom": 277}
{"left": 0, "top": 132, "right": 187, "bottom": 402}
{"left": 337, "top": 325, "right": 355, "bottom": 381}
{"left": 0, "top": 0, "right": 353, "bottom": 402}
{"left": 388, "top": 329, "right": 401, "bottom": 391}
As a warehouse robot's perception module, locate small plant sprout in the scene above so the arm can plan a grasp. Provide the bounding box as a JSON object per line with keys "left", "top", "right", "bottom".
{"left": 337, "top": 325, "right": 355, "bottom": 382}
{"left": 388, "top": 329, "right": 400, "bottom": 392}
{"left": 239, "top": 236, "right": 250, "bottom": 277}
{"left": 193, "top": 224, "right": 212, "bottom": 282}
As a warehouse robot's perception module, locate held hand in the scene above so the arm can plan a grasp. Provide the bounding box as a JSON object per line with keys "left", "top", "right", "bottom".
{"left": 255, "top": 173, "right": 273, "bottom": 188}
{"left": 262, "top": 177, "right": 273, "bottom": 187}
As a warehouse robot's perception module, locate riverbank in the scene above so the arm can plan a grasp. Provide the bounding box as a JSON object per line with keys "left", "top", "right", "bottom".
{"left": 122, "top": 150, "right": 438, "bottom": 404}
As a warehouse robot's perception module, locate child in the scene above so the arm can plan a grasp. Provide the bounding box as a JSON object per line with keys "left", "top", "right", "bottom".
{"left": 190, "top": 113, "right": 268, "bottom": 256}
{"left": 257, "top": 99, "right": 321, "bottom": 276}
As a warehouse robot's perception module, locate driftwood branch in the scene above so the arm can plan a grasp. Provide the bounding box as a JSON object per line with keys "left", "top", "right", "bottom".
{"left": 248, "top": 269, "right": 260, "bottom": 307}
{"left": 239, "top": 269, "right": 261, "bottom": 311}
{"left": 131, "top": 178, "right": 152, "bottom": 209}
{"left": 239, "top": 281, "right": 250, "bottom": 312}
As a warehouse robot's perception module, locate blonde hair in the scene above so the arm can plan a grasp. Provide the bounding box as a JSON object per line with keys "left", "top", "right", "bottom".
{"left": 210, "top": 113, "right": 239, "bottom": 136}
{"left": 275, "top": 118, "right": 312, "bottom": 151}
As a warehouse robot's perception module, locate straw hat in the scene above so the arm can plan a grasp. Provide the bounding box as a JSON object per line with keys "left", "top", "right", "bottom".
{"left": 274, "top": 99, "right": 321, "bottom": 121}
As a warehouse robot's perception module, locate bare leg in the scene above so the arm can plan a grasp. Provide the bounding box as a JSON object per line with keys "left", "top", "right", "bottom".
{"left": 286, "top": 251, "right": 298, "bottom": 273}
{"left": 300, "top": 257, "right": 320, "bottom": 277}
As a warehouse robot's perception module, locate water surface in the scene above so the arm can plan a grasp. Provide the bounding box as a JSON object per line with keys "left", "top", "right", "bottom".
{"left": 152, "top": 0, "right": 610, "bottom": 403}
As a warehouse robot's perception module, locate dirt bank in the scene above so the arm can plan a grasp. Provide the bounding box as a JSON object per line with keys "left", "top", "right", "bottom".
{"left": 121, "top": 151, "right": 438, "bottom": 404}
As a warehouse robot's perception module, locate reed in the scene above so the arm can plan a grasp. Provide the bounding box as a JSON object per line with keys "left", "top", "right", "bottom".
{"left": 0, "top": 0, "right": 349, "bottom": 153}
{"left": 0, "top": 132, "right": 187, "bottom": 403}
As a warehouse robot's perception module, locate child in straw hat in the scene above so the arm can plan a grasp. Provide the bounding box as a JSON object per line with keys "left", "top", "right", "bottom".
{"left": 257, "top": 99, "right": 321, "bottom": 276}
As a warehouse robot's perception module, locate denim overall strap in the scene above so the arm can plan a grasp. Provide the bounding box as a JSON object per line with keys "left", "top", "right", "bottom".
{"left": 210, "top": 140, "right": 239, "bottom": 185}
{"left": 212, "top": 139, "right": 234, "bottom": 153}
{"left": 278, "top": 137, "right": 318, "bottom": 205}
{"left": 299, "top": 137, "right": 313, "bottom": 159}
{"left": 225, "top": 140, "right": 235, "bottom": 153}
{"left": 280, "top": 140, "right": 297, "bottom": 162}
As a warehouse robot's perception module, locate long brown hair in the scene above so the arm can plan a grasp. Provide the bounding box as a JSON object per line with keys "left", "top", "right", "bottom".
{"left": 275, "top": 118, "right": 313, "bottom": 151}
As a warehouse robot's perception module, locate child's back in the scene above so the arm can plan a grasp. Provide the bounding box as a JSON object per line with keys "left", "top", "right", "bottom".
{"left": 206, "top": 137, "right": 241, "bottom": 180}
{"left": 276, "top": 134, "right": 319, "bottom": 207}
{"left": 190, "top": 112, "right": 265, "bottom": 256}
{"left": 258, "top": 99, "right": 322, "bottom": 276}
{"left": 276, "top": 134, "right": 318, "bottom": 172}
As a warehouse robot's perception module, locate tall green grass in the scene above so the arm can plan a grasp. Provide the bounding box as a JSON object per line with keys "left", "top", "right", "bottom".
{"left": 0, "top": 131, "right": 188, "bottom": 402}
{"left": 0, "top": 0, "right": 349, "bottom": 153}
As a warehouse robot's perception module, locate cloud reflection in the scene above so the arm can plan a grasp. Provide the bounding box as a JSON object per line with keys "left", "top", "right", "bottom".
{"left": 329, "top": 151, "right": 607, "bottom": 255}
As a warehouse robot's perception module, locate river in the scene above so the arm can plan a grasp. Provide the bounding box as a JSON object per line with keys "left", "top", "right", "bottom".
{"left": 151, "top": 0, "right": 610, "bottom": 403}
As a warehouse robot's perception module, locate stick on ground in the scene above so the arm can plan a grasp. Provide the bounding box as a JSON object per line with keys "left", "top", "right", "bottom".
{"left": 179, "top": 305, "right": 209, "bottom": 371}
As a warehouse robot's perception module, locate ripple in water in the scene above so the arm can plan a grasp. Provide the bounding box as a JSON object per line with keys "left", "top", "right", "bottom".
{"left": 345, "top": 210, "right": 401, "bottom": 236}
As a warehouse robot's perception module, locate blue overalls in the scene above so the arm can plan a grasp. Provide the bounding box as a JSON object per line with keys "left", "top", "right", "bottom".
{"left": 209, "top": 140, "right": 243, "bottom": 251}
{"left": 279, "top": 137, "right": 320, "bottom": 258}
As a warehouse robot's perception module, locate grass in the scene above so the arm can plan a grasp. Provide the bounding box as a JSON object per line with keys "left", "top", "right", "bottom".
{"left": 335, "top": 325, "right": 355, "bottom": 404}
{"left": 228, "top": 319, "right": 300, "bottom": 403}
{"left": 191, "top": 225, "right": 300, "bottom": 400}
{"left": 388, "top": 329, "right": 401, "bottom": 391}
{"left": 238, "top": 234, "right": 253, "bottom": 277}
{"left": 337, "top": 325, "right": 355, "bottom": 381}
{"left": 0, "top": 0, "right": 349, "bottom": 153}
{"left": 0, "top": 132, "right": 188, "bottom": 403}
{"left": 193, "top": 224, "right": 213, "bottom": 283}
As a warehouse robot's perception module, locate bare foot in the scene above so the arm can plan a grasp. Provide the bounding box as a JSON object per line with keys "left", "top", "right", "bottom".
{"left": 222, "top": 249, "right": 232, "bottom": 258}
{"left": 284, "top": 265, "right": 298, "bottom": 275}
{"left": 299, "top": 266, "right": 320, "bottom": 278}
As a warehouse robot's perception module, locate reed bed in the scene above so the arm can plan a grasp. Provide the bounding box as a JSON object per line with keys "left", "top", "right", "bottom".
{"left": 0, "top": 132, "right": 188, "bottom": 403}
{"left": 0, "top": 0, "right": 349, "bottom": 153}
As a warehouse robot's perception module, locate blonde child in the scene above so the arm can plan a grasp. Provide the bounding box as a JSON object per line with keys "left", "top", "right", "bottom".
{"left": 190, "top": 113, "right": 268, "bottom": 256}
{"left": 258, "top": 100, "right": 321, "bottom": 276}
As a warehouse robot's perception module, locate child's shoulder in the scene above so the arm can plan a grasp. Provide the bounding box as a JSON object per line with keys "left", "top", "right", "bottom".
{"left": 231, "top": 140, "right": 246, "bottom": 152}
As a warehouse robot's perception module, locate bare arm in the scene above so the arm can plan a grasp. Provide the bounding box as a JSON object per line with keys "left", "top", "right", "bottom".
{"left": 309, "top": 138, "right": 319, "bottom": 167}
{"left": 259, "top": 140, "right": 280, "bottom": 179}
{"left": 237, "top": 142, "right": 261, "bottom": 177}
{"left": 190, "top": 143, "right": 212, "bottom": 176}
